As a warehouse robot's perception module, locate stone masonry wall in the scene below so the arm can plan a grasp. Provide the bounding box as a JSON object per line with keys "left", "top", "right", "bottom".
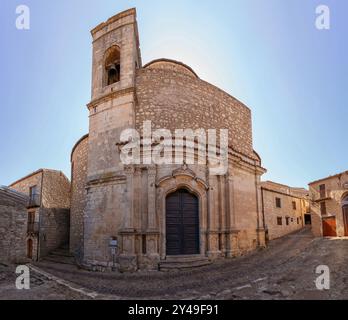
{"left": 135, "top": 66, "right": 256, "bottom": 160}
{"left": 70, "top": 135, "right": 89, "bottom": 256}
{"left": 261, "top": 182, "right": 308, "bottom": 240}
{"left": 10, "top": 171, "right": 43, "bottom": 197}
{"left": 309, "top": 172, "right": 348, "bottom": 237}
{"left": 9, "top": 169, "right": 71, "bottom": 258}
{"left": 0, "top": 188, "right": 28, "bottom": 263}
{"left": 39, "top": 170, "right": 71, "bottom": 256}
{"left": 232, "top": 165, "right": 262, "bottom": 253}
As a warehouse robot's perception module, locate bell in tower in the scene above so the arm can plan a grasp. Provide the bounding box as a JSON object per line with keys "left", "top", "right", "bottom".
{"left": 104, "top": 45, "right": 121, "bottom": 86}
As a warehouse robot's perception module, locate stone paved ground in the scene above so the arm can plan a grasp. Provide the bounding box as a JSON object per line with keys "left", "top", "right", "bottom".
{"left": 2, "top": 228, "right": 348, "bottom": 300}
{"left": 0, "top": 263, "right": 89, "bottom": 300}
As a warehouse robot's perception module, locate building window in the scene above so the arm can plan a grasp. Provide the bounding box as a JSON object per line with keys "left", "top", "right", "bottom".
{"left": 277, "top": 217, "right": 282, "bottom": 225}
{"left": 292, "top": 201, "right": 297, "bottom": 210}
{"left": 28, "top": 211, "right": 35, "bottom": 224}
{"left": 276, "top": 197, "right": 282, "bottom": 208}
{"left": 104, "top": 45, "right": 121, "bottom": 86}
{"left": 286, "top": 217, "right": 290, "bottom": 225}
{"left": 27, "top": 211, "right": 37, "bottom": 233}
{"left": 320, "top": 201, "right": 327, "bottom": 216}
{"left": 319, "top": 184, "right": 326, "bottom": 198}
{"left": 142, "top": 235, "right": 146, "bottom": 254}
{"left": 29, "top": 185, "right": 37, "bottom": 199}
{"left": 297, "top": 217, "right": 299, "bottom": 224}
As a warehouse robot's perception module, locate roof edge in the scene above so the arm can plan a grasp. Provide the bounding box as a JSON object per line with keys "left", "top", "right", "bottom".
{"left": 308, "top": 170, "right": 348, "bottom": 186}
{"left": 9, "top": 168, "right": 66, "bottom": 187}
{"left": 91, "top": 8, "right": 137, "bottom": 35}
{"left": 143, "top": 58, "right": 199, "bottom": 78}
{"left": 71, "top": 134, "right": 89, "bottom": 162}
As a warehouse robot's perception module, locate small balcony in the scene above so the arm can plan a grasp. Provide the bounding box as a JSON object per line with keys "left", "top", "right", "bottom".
{"left": 27, "top": 222, "right": 39, "bottom": 234}
{"left": 27, "top": 194, "right": 41, "bottom": 208}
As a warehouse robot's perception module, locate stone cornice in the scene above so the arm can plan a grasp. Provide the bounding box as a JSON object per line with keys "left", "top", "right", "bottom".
{"left": 261, "top": 186, "right": 308, "bottom": 201}
{"left": 87, "top": 87, "right": 135, "bottom": 110}
{"left": 91, "top": 8, "right": 136, "bottom": 36}
{"left": 86, "top": 173, "right": 126, "bottom": 188}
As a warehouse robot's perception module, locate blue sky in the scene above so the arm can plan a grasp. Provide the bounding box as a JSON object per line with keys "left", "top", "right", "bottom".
{"left": 0, "top": 0, "right": 347, "bottom": 188}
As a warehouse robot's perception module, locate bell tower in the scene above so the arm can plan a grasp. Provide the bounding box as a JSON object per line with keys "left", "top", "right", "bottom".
{"left": 87, "top": 8, "right": 141, "bottom": 179}
{"left": 83, "top": 9, "right": 142, "bottom": 270}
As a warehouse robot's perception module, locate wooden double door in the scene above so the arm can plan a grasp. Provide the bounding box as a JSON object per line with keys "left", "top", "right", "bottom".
{"left": 343, "top": 206, "right": 348, "bottom": 236}
{"left": 166, "top": 189, "right": 200, "bottom": 256}
{"left": 322, "top": 216, "right": 337, "bottom": 237}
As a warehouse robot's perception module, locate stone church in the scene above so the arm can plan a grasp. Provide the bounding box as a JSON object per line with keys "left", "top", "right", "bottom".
{"left": 69, "top": 8, "right": 267, "bottom": 272}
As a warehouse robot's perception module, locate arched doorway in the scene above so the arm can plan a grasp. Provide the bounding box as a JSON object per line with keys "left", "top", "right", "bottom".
{"left": 342, "top": 195, "right": 348, "bottom": 236}
{"left": 27, "top": 239, "right": 33, "bottom": 259}
{"left": 166, "top": 189, "right": 200, "bottom": 256}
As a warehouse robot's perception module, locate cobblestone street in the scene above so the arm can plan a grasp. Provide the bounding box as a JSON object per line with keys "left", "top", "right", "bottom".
{"left": 1, "top": 228, "right": 348, "bottom": 300}
{"left": 0, "top": 264, "right": 89, "bottom": 300}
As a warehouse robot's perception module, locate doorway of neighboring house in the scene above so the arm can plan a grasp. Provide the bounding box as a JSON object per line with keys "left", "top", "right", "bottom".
{"left": 322, "top": 216, "right": 337, "bottom": 237}
{"left": 304, "top": 214, "right": 312, "bottom": 225}
{"left": 342, "top": 196, "right": 348, "bottom": 236}
{"left": 27, "top": 239, "right": 33, "bottom": 259}
{"left": 343, "top": 207, "right": 348, "bottom": 236}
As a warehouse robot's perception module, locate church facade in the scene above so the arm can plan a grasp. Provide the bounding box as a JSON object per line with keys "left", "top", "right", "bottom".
{"left": 70, "top": 8, "right": 267, "bottom": 272}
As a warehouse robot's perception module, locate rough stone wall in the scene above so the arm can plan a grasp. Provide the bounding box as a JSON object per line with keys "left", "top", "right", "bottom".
{"left": 9, "top": 169, "right": 71, "bottom": 258}
{"left": 83, "top": 181, "right": 126, "bottom": 267}
{"left": 0, "top": 188, "right": 28, "bottom": 263}
{"left": 232, "top": 166, "right": 260, "bottom": 253}
{"left": 87, "top": 92, "right": 135, "bottom": 178}
{"left": 10, "top": 171, "right": 43, "bottom": 197}
{"left": 41, "top": 170, "right": 70, "bottom": 209}
{"left": 70, "top": 135, "right": 88, "bottom": 256}
{"left": 135, "top": 66, "right": 256, "bottom": 160}
{"left": 261, "top": 182, "right": 308, "bottom": 240}
{"left": 39, "top": 208, "right": 70, "bottom": 257}
{"left": 144, "top": 60, "right": 197, "bottom": 78}
{"left": 39, "top": 170, "right": 71, "bottom": 256}
{"left": 309, "top": 172, "right": 348, "bottom": 237}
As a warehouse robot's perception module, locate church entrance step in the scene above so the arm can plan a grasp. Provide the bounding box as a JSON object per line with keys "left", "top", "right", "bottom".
{"left": 159, "top": 255, "right": 211, "bottom": 271}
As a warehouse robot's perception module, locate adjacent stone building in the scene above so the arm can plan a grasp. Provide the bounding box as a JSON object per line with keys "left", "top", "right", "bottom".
{"left": 260, "top": 181, "right": 309, "bottom": 241}
{"left": 0, "top": 186, "right": 28, "bottom": 263}
{"left": 309, "top": 170, "right": 348, "bottom": 237}
{"left": 70, "top": 8, "right": 267, "bottom": 272}
{"left": 9, "top": 169, "right": 71, "bottom": 260}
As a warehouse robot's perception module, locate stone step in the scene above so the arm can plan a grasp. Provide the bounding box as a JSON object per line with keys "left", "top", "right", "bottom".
{"left": 43, "top": 254, "right": 76, "bottom": 265}
{"left": 159, "top": 255, "right": 211, "bottom": 271}
{"left": 49, "top": 248, "right": 74, "bottom": 258}
{"left": 165, "top": 254, "right": 206, "bottom": 261}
